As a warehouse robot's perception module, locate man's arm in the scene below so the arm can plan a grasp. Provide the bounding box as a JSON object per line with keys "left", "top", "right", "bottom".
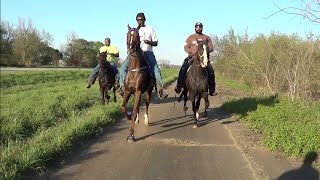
{"left": 207, "top": 35, "right": 214, "bottom": 53}
{"left": 184, "top": 36, "right": 192, "bottom": 55}
{"left": 144, "top": 27, "right": 158, "bottom": 46}
{"left": 144, "top": 40, "right": 158, "bottom": 46}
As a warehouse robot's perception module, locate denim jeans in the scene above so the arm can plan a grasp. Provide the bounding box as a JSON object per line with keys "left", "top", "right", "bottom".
{"left": 88, "top": 62, "right": 118, "bottom": 84}
{"left": 119, "top": 51, "right": 163, "bottom": 87}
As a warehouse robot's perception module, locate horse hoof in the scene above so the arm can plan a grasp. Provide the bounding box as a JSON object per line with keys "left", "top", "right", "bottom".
{"left": 127, "top": 136, "right": 135, "bottom": 143}
{"left": 192, "top": 124, "right": 198, "bottom": 128}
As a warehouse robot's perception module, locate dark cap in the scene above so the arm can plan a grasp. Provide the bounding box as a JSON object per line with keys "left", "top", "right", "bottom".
{"left": 136, "top": 12, "right": 146, "bottom": 21}
{"left": 195, "top": 22, "right": 203, "bottom": 27}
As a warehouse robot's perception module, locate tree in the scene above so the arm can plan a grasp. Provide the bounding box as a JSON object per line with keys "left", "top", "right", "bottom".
{"left": 267, "top": 0, "right": 320, "bottom": 24}
{"left": 0, "top": 21, "right": 15, "bottom": 65}
{"left": 12, "top": 18, "right": 52, "bottom": 66}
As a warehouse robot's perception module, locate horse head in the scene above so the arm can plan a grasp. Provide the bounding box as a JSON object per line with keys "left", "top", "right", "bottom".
{"left": 127, "top": 25, "right": 140, "bottom": 54}
{"left": 196, "top": 39, "right": 209, "bottom": 68}
{"left": 98, "top": 52, "right": 108, "bottom": 68}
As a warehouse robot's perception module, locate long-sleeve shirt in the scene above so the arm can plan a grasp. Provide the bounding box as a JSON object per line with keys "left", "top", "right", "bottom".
{"left": 184, "top": 33, "right": 214, "bottom": 56}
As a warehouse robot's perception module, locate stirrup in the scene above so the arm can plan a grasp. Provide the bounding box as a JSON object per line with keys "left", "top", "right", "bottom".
{"left": 158, "top": 89, "right": 168, "bottom": 99}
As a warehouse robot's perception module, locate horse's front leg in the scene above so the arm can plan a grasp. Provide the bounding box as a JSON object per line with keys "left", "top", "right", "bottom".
{"left": 190, "top": 94, "right": 198, "bottom": 129}
{"left": 121, "top": 92, "right": 132, "bottom": 120}
{"left": 104, "top": 87, "right": 110, "bottom": 105}
{"left": 194, "top": 96, "right": 202, "bottom": 127}
{"left": 144, "top": 88, "right": 152, "bottom": 125}
{"left": 100, "top": 85, "right": 105, "bottom": 105}
{"left": 113, "top": 86, "right": 117, "bottom": 102}
{"left": 203, "top": 92, "right": 210, "bottom": 118}
{"left": 127, "top": 91, "right": 142, "bottom": 143}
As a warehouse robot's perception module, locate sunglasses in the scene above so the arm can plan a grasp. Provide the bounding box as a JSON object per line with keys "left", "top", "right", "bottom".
{"left": 195, "top": 25, "right": 203, "bottom": 28}
{"left": 136, "top": 18, "right": 144, "bottom": 22}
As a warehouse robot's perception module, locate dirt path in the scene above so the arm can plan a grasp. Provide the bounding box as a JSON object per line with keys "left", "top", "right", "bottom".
{"left": 49, "top": 82, "right": 318, "bottom": 180}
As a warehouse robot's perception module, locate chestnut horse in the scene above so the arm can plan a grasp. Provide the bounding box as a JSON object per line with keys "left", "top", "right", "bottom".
{"left": 98, "top": 52, "right": 117, "bottom": 105}
{"left": 121, "top": 26, "right": 154, "bottom": 142}
{"left": 180, "top": 40, "right": 210, "bottom": 128}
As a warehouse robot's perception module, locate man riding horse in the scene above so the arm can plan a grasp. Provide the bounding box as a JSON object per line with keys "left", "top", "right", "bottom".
{"left": 118, "top": 12, "right": 168, "bottom": 99}
{"left": 174, "top": 22, "right": 217, "bottom": 96}
{"left": 87, "top": 38, "right": 119, "bottom": 89}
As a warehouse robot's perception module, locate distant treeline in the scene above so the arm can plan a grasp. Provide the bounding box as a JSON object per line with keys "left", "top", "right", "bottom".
{"left": 0, "top": 18, "right": 111, "bottom": 68}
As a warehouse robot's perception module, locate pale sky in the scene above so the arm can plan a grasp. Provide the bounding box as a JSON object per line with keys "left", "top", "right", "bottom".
{"left": 1, "top": 0, "right": 319, "bottom": 65}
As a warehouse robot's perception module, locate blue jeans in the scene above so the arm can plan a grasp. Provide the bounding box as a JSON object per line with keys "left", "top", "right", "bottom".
{"left": 119, "top": 51, "right": 163, "bottom": 87}
{"left": 88, "top": 62, "right": 118, "bottom": 84}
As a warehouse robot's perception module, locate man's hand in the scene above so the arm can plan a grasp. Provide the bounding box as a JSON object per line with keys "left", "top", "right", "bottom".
{"left": 144, "top": 40, "right": 151, "bottom": 45}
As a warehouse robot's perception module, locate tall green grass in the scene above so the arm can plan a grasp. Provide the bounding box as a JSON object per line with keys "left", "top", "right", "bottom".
{"left": 220, "top": 80, "right": 320, "bottom": 157}
{"left": 0, "top": 68, "right": 178, "bottom": 179}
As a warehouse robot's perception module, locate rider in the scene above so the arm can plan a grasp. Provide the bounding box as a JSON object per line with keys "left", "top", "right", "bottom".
{"left": 174, "top": 22, "right": 217, "bottom": 96}
{"left": 118, "top": 12, "right": 168, "bottom": 99}
{"left": 86, "top": 38, "right": 119, "bottom": 88}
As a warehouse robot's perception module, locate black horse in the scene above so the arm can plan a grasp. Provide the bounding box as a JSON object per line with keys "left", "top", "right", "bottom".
{"left": 98, "top": 52, "right": 117, "bottom": 105}
{"left": 180, "top": 40, "right": 210, "bottom": 128}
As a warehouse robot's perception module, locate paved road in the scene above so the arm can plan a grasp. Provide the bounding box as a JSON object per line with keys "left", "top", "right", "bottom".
{"left": 50, "top": 82, "right": 259, "bottom": 180}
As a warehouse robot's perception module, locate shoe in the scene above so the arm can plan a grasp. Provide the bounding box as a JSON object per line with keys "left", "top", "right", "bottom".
{"left": 174, "top": 86, "right": 182, "bottom": 94}
{"left": 209, "top": 89, "right": 218, "bottom": 96}
{"left": 158, "top": 89, "right": 168, "bottom": 99}
{"left": 118, "top": 87, "right": 124, "bottom": 96}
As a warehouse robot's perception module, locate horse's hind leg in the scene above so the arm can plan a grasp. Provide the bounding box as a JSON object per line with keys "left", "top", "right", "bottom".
{"left": 183, "top": 89, "right": 188, "bottom": 115}
{"left": 144, "top": 89, "right": 152, "bottom": 125}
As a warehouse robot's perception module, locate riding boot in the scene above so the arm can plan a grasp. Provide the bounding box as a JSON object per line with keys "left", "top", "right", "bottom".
{"left": 206, "top": 64, "right": 217, "bottom": 96}
{"left": 175, "top": 57, "right": 190, "bottom": 93}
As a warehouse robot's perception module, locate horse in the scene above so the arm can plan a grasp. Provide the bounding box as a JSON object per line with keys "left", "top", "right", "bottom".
{"left": 98, "top": 52, "right": 117, "bottom": 105}
{"left": 121, "top": 25, "right": 155, "bottom": 142}
{"left": 181, "top": 39, "right": 210, "bottom": 128}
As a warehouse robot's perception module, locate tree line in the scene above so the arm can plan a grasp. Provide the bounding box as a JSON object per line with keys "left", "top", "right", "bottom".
{"left": 0, "top": 18, "right": 111, "bottom": 67}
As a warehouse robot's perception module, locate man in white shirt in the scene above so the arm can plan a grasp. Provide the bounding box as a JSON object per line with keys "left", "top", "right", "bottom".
{"left": 119, "top": 12, "right": 168, "bottom": 99}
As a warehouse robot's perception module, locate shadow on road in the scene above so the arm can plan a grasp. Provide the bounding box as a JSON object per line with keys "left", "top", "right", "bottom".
{"left": 276, "top": 151, "right": 319, "bottom": 180}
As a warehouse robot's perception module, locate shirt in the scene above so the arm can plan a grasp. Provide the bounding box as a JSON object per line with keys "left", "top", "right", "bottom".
{"left": 184, "top": 33, "right": 214, "bottom": 56}
{"left": 138, "top": 26, "right": 158, "bottom": 52}
{"left": 99, "top": 45, "right": 119, "bottom": 62}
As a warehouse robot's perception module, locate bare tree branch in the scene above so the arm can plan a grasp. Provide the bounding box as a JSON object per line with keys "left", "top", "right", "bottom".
{"left": 265, "top": 0, "right": 320, "bottom": 24}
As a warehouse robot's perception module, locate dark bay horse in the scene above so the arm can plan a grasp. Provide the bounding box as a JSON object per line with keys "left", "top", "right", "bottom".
{"left": 121, "top": 26, "right": 154, "bottom": 142}
{"left": 98, "top": 52, "right": 117, "bottom": 105}
{"left": 181, "top": 40, "right": 210, "bottom": 128}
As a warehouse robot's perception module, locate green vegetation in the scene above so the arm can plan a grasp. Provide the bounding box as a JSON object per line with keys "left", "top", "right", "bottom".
{"left": 214, "top": 30, "right": 320, "bottom": 102}
{"left": 0, "top": 68, "right": 178, "bottom": 179}
{"left": 218, "top": 77, "right": 320, "bottom": 157}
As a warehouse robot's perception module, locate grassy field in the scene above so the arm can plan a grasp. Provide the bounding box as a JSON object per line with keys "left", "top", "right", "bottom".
{"left": 0, "top": 68, "right": 178, "bottom": 179}
{"left": 217, "top": 77, "right": 320, "bottom": 159}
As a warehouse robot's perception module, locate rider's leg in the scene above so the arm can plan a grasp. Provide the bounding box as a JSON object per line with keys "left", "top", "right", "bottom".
{"left": 110, "top": 62, "right": 119, "bottom": 87}
{"left": 144, "top": 51, "right": 168, "bottom": 99}
{"left": 118, "top": 56, "right": 129, "bottom": 95}
{"left": 174, "top": 57, "right": 191, "bottom": 93}
{"left": 205, "top": 63, "right": 217, "bottom": 96}
{"left": 87, "top": 63, "right": 100, "bottom": 88}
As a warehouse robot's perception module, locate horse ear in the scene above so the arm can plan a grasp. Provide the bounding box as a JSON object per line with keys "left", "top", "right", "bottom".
{"left": 127, "top": 24, "right": 131, "bottom": 30}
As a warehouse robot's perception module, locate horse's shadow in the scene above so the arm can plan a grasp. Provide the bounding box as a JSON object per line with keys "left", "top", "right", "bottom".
{"left": 135, "top": 107, "right": 232, "bottom": 142}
